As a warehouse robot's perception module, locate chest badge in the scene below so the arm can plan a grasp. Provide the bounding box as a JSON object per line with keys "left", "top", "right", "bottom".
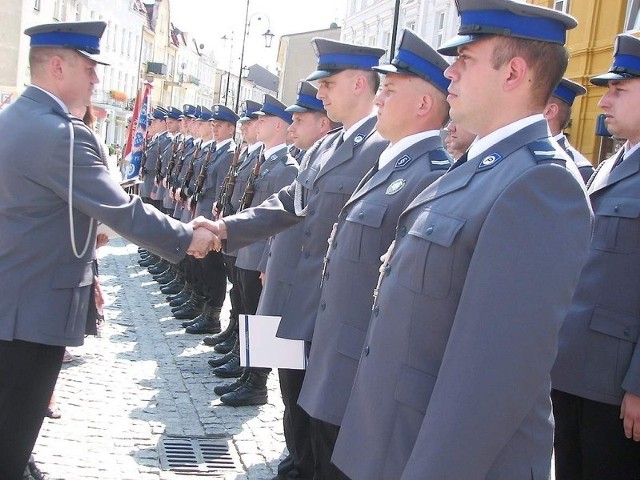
{"left": 386, "top": 179, "right": 406, "bottom": 195}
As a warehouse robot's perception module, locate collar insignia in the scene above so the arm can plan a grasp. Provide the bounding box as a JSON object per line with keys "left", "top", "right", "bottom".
{"left": 395, "top": 155, "right": 412, "bottom": 169}
{"left": 353, "top": 133, "right": 365, "bottom": 144}
{"left": 478, "top": 153, "right": 503, "bottom": 170}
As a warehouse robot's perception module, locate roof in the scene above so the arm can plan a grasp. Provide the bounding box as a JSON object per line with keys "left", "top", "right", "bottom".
{"left": 245, "top": 64, "right": 279, "bottom": 92}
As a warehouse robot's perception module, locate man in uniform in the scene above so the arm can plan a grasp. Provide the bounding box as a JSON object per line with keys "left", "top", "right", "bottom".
{"left": 551, "top": 33, "right": 640, "bottom": 479}
{"left": 216, "top": 95, "right": 299, "bottom": 406}
{"left": 298, "top": 29, "right": 452, "bottom": 478}
{"left": 193, "top": 38, "right": 389, "bottom": 480}
{"left": 330, "top": 1, "right": 593, "bottom": 478}
{"left": 0, "top": 21, "right": 215, "bottom": 479}
{"left": 545, "top": 77, "right": 594, "bottom": 183}
{"left": 139, "top": 106, "right": 169, "bottom": 210}
{"left": 203, "top": 101, "right": 263, "bottom": 354}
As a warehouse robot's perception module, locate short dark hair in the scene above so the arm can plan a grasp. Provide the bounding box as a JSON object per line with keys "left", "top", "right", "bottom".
{"left": 491, "top": 37, "right": 568, "bottom": 108}
{"left": 361, "top": 69, "right": 380, "bottom": 94}
{"left": 552, "top": 98, "right": 572, "bottom": 130}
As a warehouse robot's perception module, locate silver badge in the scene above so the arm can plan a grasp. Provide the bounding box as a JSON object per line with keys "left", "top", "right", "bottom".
{"left": 354, "top": 134, "right": 364, "bottom": 144}
{"left": 386, "top": 179, "right": 406, "bottom": 195}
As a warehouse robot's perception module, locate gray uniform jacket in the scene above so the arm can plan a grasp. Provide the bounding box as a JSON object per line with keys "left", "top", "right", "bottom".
{"left": 140, "top": 131, "right": 167, "bottom": 197}
{"left": 162, "top": 134, "right": 187, "bottom": 210}
{"left": 194, "top": 141, "right": 235, "bottom": 220}
{"left": 179, "top": 140, "right": 213, "bottom": 222}
{"left": 332, "top": 120, "right": 593, "bottom": 480}
{"left": 172, "top": 138, "right": 199, "bottom": 218}
{"left": 557, "top": 134, "right": 594, "bottom": 183}
{"left": 552, "top": 147, "right": 640, "bottom": 406}
{"left": 235, "top": 147, "right": 299, "bottom": 272}
{"left": 151, "top": 133, "right": 174, "bottom": 201}
{"left": 224, "top": 145, "right": 263, "bottom": 258}
{"left": 298, "top": 135, "right": 451, "bottom": 426}
{"left": 0, "top": 87, "right": 191, "bottom": 347}
{"left": 224, "top": 116, "right": 389, "bottom": 341}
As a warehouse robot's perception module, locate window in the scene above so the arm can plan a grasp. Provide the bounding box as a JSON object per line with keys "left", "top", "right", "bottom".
{"left": 368, "top": 35, "right": 376, "bottom": 46}
{"left": 53, "top": 0, "right": 66, "bottom": 20}
{"left": 406, "top": 21, "right": 416, "bottom": 32}
{"left": 34, "top": 0, "right": 41, "bottom": 11}
{"left": 626, "top": 0, "right": 640, "bottom": 31}
{"left": 74, "top": 1, "right": 81, "bottom": 20}
{"left": 553, "top": 0, "right": 570, "bottom": 13}
{"left": 435, "top": 11, "right": 446, "bottom": 48}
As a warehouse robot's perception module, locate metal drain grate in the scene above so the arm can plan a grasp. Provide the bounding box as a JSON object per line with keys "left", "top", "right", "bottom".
{"left": 158, "top": 435, "right": 239, "bottom": 477}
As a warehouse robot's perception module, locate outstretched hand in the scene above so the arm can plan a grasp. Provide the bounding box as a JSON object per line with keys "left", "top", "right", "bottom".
{"left": 187, "top": 224, "right": 221, "bottom": 258}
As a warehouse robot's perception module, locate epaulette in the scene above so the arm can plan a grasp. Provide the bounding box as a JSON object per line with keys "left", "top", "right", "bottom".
{"left": 428, "top": 147, "right": 452, "bottom": 171}
{"left": 527, "top": 139, "right": 565, "bottom": 165}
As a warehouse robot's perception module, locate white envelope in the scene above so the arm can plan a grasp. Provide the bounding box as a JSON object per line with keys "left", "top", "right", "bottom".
{"left": 239, "top": 315, "right": 307, "bottom": 370}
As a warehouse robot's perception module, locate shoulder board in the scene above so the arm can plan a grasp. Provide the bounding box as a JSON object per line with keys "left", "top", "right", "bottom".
{"left": 527, "top": 139, "right": 565, "bottom": 165}
{"left": 427, "top": 147, "right": 452, "bottom": 171}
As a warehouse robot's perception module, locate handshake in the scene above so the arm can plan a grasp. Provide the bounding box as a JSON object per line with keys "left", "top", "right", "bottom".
{"left": 186, "top": 216, "right": 227, "bottom": 258}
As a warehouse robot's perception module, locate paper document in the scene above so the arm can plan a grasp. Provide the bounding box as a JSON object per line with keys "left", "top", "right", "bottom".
{"left": 239, "top": 315, "right": 307, "bottom": 370}
{"left": 96, "top": 222, "right": 120, "bottom": 239}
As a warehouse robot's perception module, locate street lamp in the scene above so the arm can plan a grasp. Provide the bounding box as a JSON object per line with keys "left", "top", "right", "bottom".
{"left": 221, "top": 33, "right": 234, "bottom": 106}
{"left": 234, "top": 0, "right": 274, "bottom": 111}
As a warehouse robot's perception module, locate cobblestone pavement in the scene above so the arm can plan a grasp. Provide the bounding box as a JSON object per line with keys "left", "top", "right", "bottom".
{"left": 33, "top": 238, "right": 286, "bottom": 480}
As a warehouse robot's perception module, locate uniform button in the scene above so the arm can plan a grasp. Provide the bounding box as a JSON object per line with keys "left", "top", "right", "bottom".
{"left": 305, "top": 230, "right": 311, "bottom": 237}
{"left": 373, "top": 306, "right": 380, "bottom": 316}
{"left": 175, "top": 246, "right": 180, "bottom": 252}
{"left": 364, "top": 345, "right": 370, "bottom": 356}
{"left": 426, "top": 226, "right": 434, "bottom": 235}
{"left": 320, "top": 301, "right": 326, "bottom": 311}
{"left": 399, "top": 225, "right": 407, "bottom": 237}
{"left": 314, "top": 186, "right": 319, "bottom": 194}
{"left": 268, "top": 252, "right": 272, "bottom": 257}
{"left": 304, "top": 252, "right": 311, "bottom": 258}
{"left": 358, "top": 211, "right": 364, "bottom": 218}
{"left": 614, "top": 205, "right": 620, "bottom": 212}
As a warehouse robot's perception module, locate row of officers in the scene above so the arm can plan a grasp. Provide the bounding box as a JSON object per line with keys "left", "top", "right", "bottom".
{"left": 137, "top": 1, "right": 640, "bottom": 479}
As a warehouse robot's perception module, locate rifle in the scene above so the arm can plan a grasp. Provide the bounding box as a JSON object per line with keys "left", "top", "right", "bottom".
{"left": 190, "top": 144, "right": 215, "bottom": 218}
{"left": 139, "top": 134, "right": 149, "bottom": 180}
{"left": 154, "top": 136, "right": 166, "bottom": 183}
{"left": 238, "top": 145, "right": 264, "bottom": 211}
{"left": 164, "top": 137, "right": 183, "bottom": 188}
{"left": 180, "top": 140, "right": 202, "bottom": 201}
{"left": 214, "top": 143, "right": 243, "bottom": 217}
{"left": 170, "top": 140, "right": 191, "bottom": 194}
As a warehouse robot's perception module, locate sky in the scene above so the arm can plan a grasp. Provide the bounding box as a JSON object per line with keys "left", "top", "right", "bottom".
{"left": 169, "top": 0, "right": 347, "bottom": 73}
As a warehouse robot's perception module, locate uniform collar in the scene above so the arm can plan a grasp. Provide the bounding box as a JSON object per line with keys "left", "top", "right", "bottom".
{"left": 379, "top": 130, "right": 440, "bottom": 169}
{"left": 30, "top": 84, "right": 69, "bottom": 113}
{"left": 468, "top": 114, "right": 545, "bottom": 161}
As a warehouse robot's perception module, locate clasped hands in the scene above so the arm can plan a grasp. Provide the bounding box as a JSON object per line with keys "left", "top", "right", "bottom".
{"left": 186, "top": 216, "right": 227, "bottom": 258}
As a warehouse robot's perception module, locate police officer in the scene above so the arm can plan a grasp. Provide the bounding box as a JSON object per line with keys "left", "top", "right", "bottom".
{"left": 298, "top": 29, "right": 452, "bottom": 478}
{"left": 330, "top": 1, "right": 593, "bottom": 478}
{"left": 139, "top": 106, "right": 169, "bottom": 209}
{"left": 216, "top": 95, "right": 300, "bottom": 406}
{"left": 552, "top": 33, "right": 640, "bottom": 479}
{"left": 0, "top": 21, "right": 215, "bottom": 478}
{"left": 193, "top": 38, "right": 389, "bottom": 480}
{"left": 544, "top": 77, "right": 594, "bottom": 183}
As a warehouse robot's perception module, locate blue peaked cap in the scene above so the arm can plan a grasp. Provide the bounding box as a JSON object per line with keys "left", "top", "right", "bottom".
{"left": 553, "top": 78, "right": 586, "bottom": 106}
{"left": 286, "top": 81, "right": 325, "bottom": 113}
{"left": 307, "top": 38, "right": 386, "bottom": 81}
{"left": 374, "top": 29, "right": 450, "bottom": 94}
{"left": 438, "top": 0, "right": 577, "bottom": 56}
{"left": 256, "top": 94, "right": 293, "bottom": 124}
{"left": 591, "top": 34, "right": 640, "bottom": 86}
{"left": 212, "top": 104, "right": 240, "bottom": 124}
{"left": 25, "top": 21, "right": 110, "bottom": 65}
{"left": 167, "top": 107, "right": 184, "bottom": 120}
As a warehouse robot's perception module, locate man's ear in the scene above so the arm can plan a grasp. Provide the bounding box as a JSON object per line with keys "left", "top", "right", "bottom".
{"left": 503, "top": 56, "right": 528, "bottom": 92}
{"left": 543, "top": 102, "right": 559, "bottom": 121}
{"left": 49, "top": 54, "right": 66, "bottom": 81}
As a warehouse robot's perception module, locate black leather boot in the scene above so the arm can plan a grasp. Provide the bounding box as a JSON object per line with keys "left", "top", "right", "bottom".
{"left": 220, "top": 369, "right": 269, "bottom": 406}
{"left": 185, "top": 305, "right": 222, "bottom": 334}
{"left": 160, "top": 276, "right": 183, "bottom": 294}
{"left": 168, "top": 284, "right": 191, "bottom": 304}
{"left": 212, "top": 353, "right": 243, "bottom": 378}
{"left": 155, "top": 270, "right": 176, "bottom": 285}
{"left": 173, "top": 293, "right": 205, "bottom": 320}
{"left": 213, "top": 331, "right": 237, "bottom": 354}
{"left": 208, "top": 349, "right": 237, "bottom": 368}
{"left": 171, "top": 290, "right": 198, "bottom": 312}
{"left": 203, "top": 314, "right": 238, "bottom": 346}
{"left": 139, "top": 254, "right": 159, "bottom": 267}
{"left": 148, "top": 260, "right": 169, "bottom": 275}
{"left": 214, "top": 368, "right": 250, "bottom": 395}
